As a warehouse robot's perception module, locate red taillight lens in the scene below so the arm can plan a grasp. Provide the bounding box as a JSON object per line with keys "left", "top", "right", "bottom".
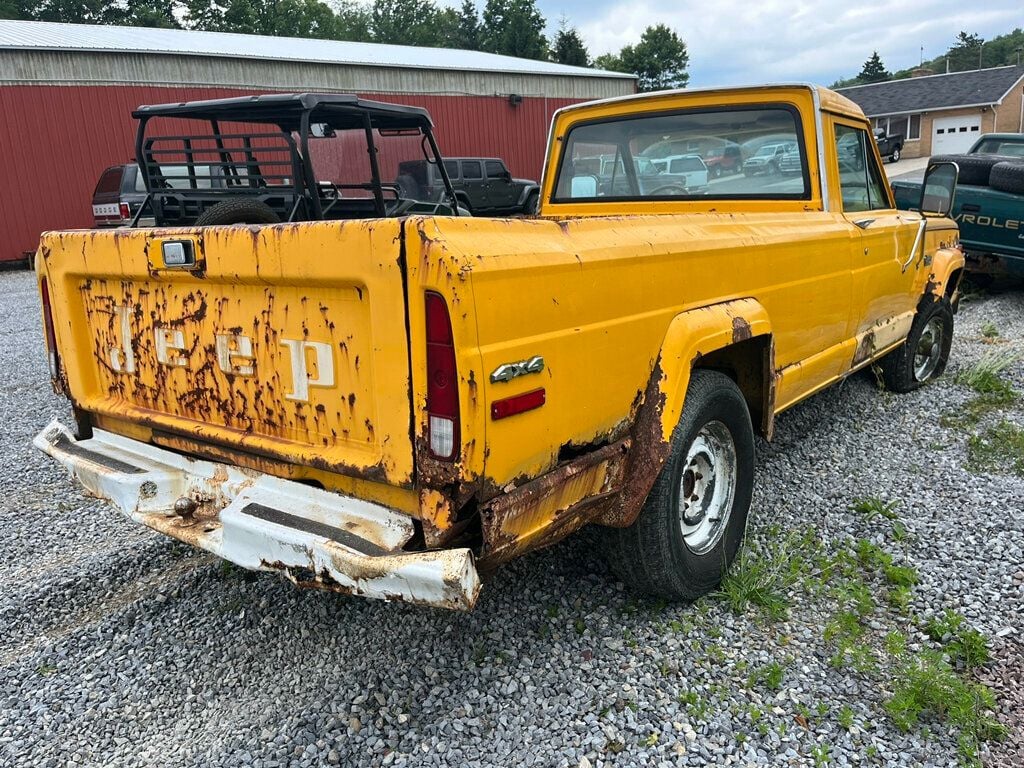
{"left": 425, "top": 291, "right": 459, "bottom": 460}
{"left": 40, "top": 277, "right": 62, "bottom": 387}
{"left": 119, "top": 202, "right": 131, "bottom": 220}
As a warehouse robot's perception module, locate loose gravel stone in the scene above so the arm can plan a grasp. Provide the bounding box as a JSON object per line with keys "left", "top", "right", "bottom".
{"left": 1, "top": 269, "right": 1022, "bottom": 767}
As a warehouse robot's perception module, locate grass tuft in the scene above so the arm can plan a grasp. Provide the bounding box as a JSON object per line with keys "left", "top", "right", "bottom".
{"left": 968, "top": 420, "right": 1024, "bottom": 476}
{"left": 956, "top": 349, "right": 1021, "bottom": 395}
{"left": 851, "top": 496, "right": 900, "bottom": 520}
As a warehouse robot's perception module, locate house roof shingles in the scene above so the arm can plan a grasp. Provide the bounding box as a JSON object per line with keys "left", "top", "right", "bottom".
{"left": 836, "top": 65, "right": 1024, "bottom": 116}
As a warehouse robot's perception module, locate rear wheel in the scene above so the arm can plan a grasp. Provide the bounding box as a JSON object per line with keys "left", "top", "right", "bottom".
{"left": 879, "top": 298, "right": 954, "bottom": 392}
{"left": 603, "top": 371, "right": 755, "bottom": 600}
{"left": 890, "top": 146, "right": 901, "bottom": 163}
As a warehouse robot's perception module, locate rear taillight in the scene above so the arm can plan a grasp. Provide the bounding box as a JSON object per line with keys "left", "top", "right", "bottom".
{"left": 40, "top": 277, "right": 63, "bottom": 389}
{"left": 425, "top": 291, "right": 459, "bottom": 460}
{"left": 119, "top": 202, "right": 131, "bottom": 220}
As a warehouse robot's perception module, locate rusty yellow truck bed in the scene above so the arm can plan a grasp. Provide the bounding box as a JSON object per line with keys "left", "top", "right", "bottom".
{"left": 35, "top": 85, "right": 964, "bottom": 610}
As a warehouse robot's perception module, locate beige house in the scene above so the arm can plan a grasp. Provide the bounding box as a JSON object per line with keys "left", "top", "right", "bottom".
{"left": 837, "top": 65, "right": 1024, "bottom": 158}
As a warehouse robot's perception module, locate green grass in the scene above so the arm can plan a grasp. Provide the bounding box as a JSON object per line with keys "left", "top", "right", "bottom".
{"left": 956, "top": 349, "right": 1021, "bottom": 395}
{"left": 980, "top": 322, "right": 999, "bottom": 339}
{"left": 886, "top": 648, "right": 1005, "bottom": 766}
{"left": 923, "top": 611, "right": 992, "bottom": 670}
{"left": 851, "top": 496, "right": 900, "bottom": 521}
{"left": 748, "top": 661, "right": 785, "bottom": 692}
{"left": 968, "top": 420, "right": 1024, "bottom": 476}
{"left": 717, "top": 530, "right": 817, "bottom": 619}
{"left": 838, "top": 705, "right": 854, "bottom": 730}
{"left": 679, "top": 690, "right": 708, "bottom": 720}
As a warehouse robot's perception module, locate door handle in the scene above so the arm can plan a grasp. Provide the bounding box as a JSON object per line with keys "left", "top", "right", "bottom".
{"left": 961, "top": 203, "right": 981, "bottom": 212}
{"left": 853, "top": 218, "right": 875, "bottom": 229}
{"left": 903, "top": 219, "right": 927, "bottom": 273}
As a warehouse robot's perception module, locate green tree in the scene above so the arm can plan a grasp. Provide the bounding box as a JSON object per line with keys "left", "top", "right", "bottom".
{"left": 481, "top": 0, "right": 547, "bottom": 60}
{"left": 0, "top": 0, "right": 33, "bottom": 19}
{"left": 550, "top": 18, "right": 588, "bottom": 66}
{"left": 445, "top": 0, "right": 481, "bottom": 50}
{"left": 857, "top": 51, "right": 890, "bottom": 83}
{"left": 371, "top": 0, "right": 447, "bottom": 46}
{"left": 618, "top": 24, "right": 688, "bottom": 91}
{"left": 946, "top": 31, "right": 984, "bottom": 71}
{"left": 185, "top": 0, "right": 343, "bottom": 39}
{"left": 593, "top": 52, "right": 625, "bottom": 72}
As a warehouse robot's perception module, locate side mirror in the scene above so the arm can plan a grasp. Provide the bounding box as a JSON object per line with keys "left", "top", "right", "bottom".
{"left": 919, "top": 161, "right": 958, "bottom": 217}
{"left": 501, "top": 170, "right": 512, "bottom": 182}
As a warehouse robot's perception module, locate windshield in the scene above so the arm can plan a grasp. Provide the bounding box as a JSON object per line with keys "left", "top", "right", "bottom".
{"left": 555, "top": 106, "right": 808, "bottom": 201}
{"left": 972, "top": 138, "right": 1024, "bottom": 158}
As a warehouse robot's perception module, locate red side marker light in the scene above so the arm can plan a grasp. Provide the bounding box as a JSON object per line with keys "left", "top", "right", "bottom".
{"left": 491, "top": 388, "right": 546, "bottom": 420}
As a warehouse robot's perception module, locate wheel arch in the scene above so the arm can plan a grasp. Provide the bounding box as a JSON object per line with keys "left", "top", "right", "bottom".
{"left": 594, "top": 298, "right": 774, "bottom": 529}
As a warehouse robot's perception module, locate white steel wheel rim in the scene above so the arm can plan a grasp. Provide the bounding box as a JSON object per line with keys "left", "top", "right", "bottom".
{"left": 913, "top": 317, "right": 944, "bottom": 381}
{"left": 678, "top": 420, "right": 737, "bottom": 555}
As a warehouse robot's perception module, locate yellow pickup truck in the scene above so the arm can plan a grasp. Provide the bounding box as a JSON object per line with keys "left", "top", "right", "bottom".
{"left": 34, "top": 86, "right": 964, "bottom": 610}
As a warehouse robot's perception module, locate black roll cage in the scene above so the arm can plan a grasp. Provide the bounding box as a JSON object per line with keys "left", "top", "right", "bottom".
{"left": 130, "top": 92, "right": 459, "bottom": 225}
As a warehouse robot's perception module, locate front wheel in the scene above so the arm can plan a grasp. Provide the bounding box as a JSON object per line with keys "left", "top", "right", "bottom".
{"left": 603, "top": 370, "right": 755, "bottom": 600}
{"left": 879, "top": 298, "right": 954, "bottom": 392}
{"left": 524, "top": 191, "right": 539, "bottom": 214}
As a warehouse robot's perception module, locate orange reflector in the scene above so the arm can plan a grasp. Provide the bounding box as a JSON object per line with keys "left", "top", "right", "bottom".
{"left": 491, "top": 388, "right": 545, "bottom": 420}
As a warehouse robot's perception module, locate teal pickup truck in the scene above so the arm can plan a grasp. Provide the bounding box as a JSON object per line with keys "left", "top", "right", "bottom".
{"left": 892, "top": 134, "right": 1024, "bottom": 279}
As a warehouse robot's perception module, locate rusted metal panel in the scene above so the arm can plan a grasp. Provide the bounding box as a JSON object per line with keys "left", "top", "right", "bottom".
{"left": 35, "top": 420, "right": 481, "bottom": 610}
{"left": 0, "top": 83, "right": 582, "bottom": 263}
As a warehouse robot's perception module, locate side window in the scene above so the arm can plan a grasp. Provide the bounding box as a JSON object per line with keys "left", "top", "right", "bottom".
{"left": 94, "top": 167, "right": 125, "bottom": 196}
{"left": 834, "top": 124, "right": 889, "bottom": 213}
{"left": 462, "top": 161, "right": 482, "bottom": 179}
{"left": 485, "top": 160, "right": 506, "bottom": 179}
{"left": 442, "top": 160, "right": 459, "bottom": 179}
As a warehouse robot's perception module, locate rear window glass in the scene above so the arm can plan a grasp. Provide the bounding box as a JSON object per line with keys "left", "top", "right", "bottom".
{"left": 94, "top": 167, "right": 124, "bottom": 195}
{"left": 973, "top": 138, "right": 1024, "bottom": 158}
{"left": 462, "top": 161, "right": 482, "bottom": 179}
{"left": 669, "top": 156, "right": 705, "bottom": 172}
{"left": 554, "top": 105, "right": 809, "bottom": 201}
{"left": 443, "top": 160, "right": 459, "bottom": 178}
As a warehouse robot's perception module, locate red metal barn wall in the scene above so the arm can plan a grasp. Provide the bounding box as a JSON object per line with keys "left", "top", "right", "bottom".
{"left": 0, "top": 85, "right": 577, "bottom": 264}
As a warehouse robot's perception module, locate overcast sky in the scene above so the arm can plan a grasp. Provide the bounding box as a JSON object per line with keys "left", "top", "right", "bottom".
{"left": 536, "top": 0, "right": 1022, "bottom": 86}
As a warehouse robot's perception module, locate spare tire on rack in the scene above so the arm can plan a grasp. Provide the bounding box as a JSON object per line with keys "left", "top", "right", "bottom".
{"left": 194, "top": 199, "right": 282, "bottom": 226}
{"left": 989, "top": 161, "right": 1024, "bottom": 195}
{"left": 929, "top": 154, "right": 1020, "bottom": 187}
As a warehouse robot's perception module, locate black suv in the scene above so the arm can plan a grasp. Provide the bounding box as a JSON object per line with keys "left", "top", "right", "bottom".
{"left": 397, "top": 158, "right": 539, "bottom": 215}
{"left": 92, "top": 163, "right": 237, "bottom": 227}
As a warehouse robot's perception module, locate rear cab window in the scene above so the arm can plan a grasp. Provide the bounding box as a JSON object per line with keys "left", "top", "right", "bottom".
{"left": 553, "top": 105, "right": 810, "bottom": 202}
{"left": 94, "top": 167, "right": 125, "bottom": 196}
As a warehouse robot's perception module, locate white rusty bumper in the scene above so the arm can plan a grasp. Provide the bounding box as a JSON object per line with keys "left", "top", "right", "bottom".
{"left": 34, "top": 420, "right": 481, "bottom": 610}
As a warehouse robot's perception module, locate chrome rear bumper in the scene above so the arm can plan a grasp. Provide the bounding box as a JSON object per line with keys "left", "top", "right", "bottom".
{"left": 34, "top": 420, "right": 481, "bottom": 610}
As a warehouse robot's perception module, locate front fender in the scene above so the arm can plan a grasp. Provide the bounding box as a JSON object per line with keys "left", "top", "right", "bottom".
{"left": 924, "top": 223, "right": 966, "bottom": 301}
{"left": 515, "top": 183, "right": 540, "bottom": 207}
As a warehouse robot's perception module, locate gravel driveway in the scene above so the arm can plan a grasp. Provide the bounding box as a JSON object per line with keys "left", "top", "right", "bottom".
{"left": 2, "top": 269, "right": 1022, "bottom": 768}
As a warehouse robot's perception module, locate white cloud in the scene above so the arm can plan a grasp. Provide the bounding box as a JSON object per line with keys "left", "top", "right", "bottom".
{"left": 564, "top": 0, "right": 1022, "bottom": 86}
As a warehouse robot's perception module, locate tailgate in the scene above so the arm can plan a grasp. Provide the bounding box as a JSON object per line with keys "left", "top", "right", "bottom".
{"left": 38, "top": 220, "right": 414, "bottom": 486}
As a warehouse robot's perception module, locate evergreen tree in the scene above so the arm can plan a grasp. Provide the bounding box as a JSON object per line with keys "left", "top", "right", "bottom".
{"left": 481, "top": 0, "right": 547, "bottom": 60}
{"left": 550, "top": 18, "right": 588, "bottom": 66}
{"left": 946, "top": 31, "right": 984, "bottom": 71}
{"left": 618, "top": 24, "right": 688, "bottom": 91}
{"left": 857, "top": 51, "right": 890, "bottom": 83}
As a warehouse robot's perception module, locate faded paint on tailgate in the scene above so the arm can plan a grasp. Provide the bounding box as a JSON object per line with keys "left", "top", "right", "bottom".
{"left": 38, "top": 221, "right": 414, "bottom": 486}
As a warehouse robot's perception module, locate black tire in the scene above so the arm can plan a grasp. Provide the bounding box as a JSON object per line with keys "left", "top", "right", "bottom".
{"left": 890, "top": 146, "right": 901, "bottom": 163}
{"left": 929, "top": 154, "right": 1019, "bottom": 187}
{"left": 989, "top": 161, "right": 1024, "bottom": 195}
{"left": 195, "top": 199, "right": 281, "bottom": 226}
{"left": 524, "top": 190, "right": 539, "bottom": 214}
{"left": 711, "top": 166, "right": 722, "bottom": 180}
{"left": 603, "top": 370, "right": 755, "bottom": 600}
{"left": 879, "top": 298, "right": 954, "bottom": 393}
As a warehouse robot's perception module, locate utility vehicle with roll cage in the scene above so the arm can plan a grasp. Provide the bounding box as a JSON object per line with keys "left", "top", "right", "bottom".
{"left": 126, "top": 92, "right": 465, "bottom": 227}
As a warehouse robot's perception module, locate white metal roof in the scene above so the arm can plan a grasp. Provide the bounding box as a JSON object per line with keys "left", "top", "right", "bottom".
{"left": 0, "top": 20, "right": 633, "bottom": 80}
